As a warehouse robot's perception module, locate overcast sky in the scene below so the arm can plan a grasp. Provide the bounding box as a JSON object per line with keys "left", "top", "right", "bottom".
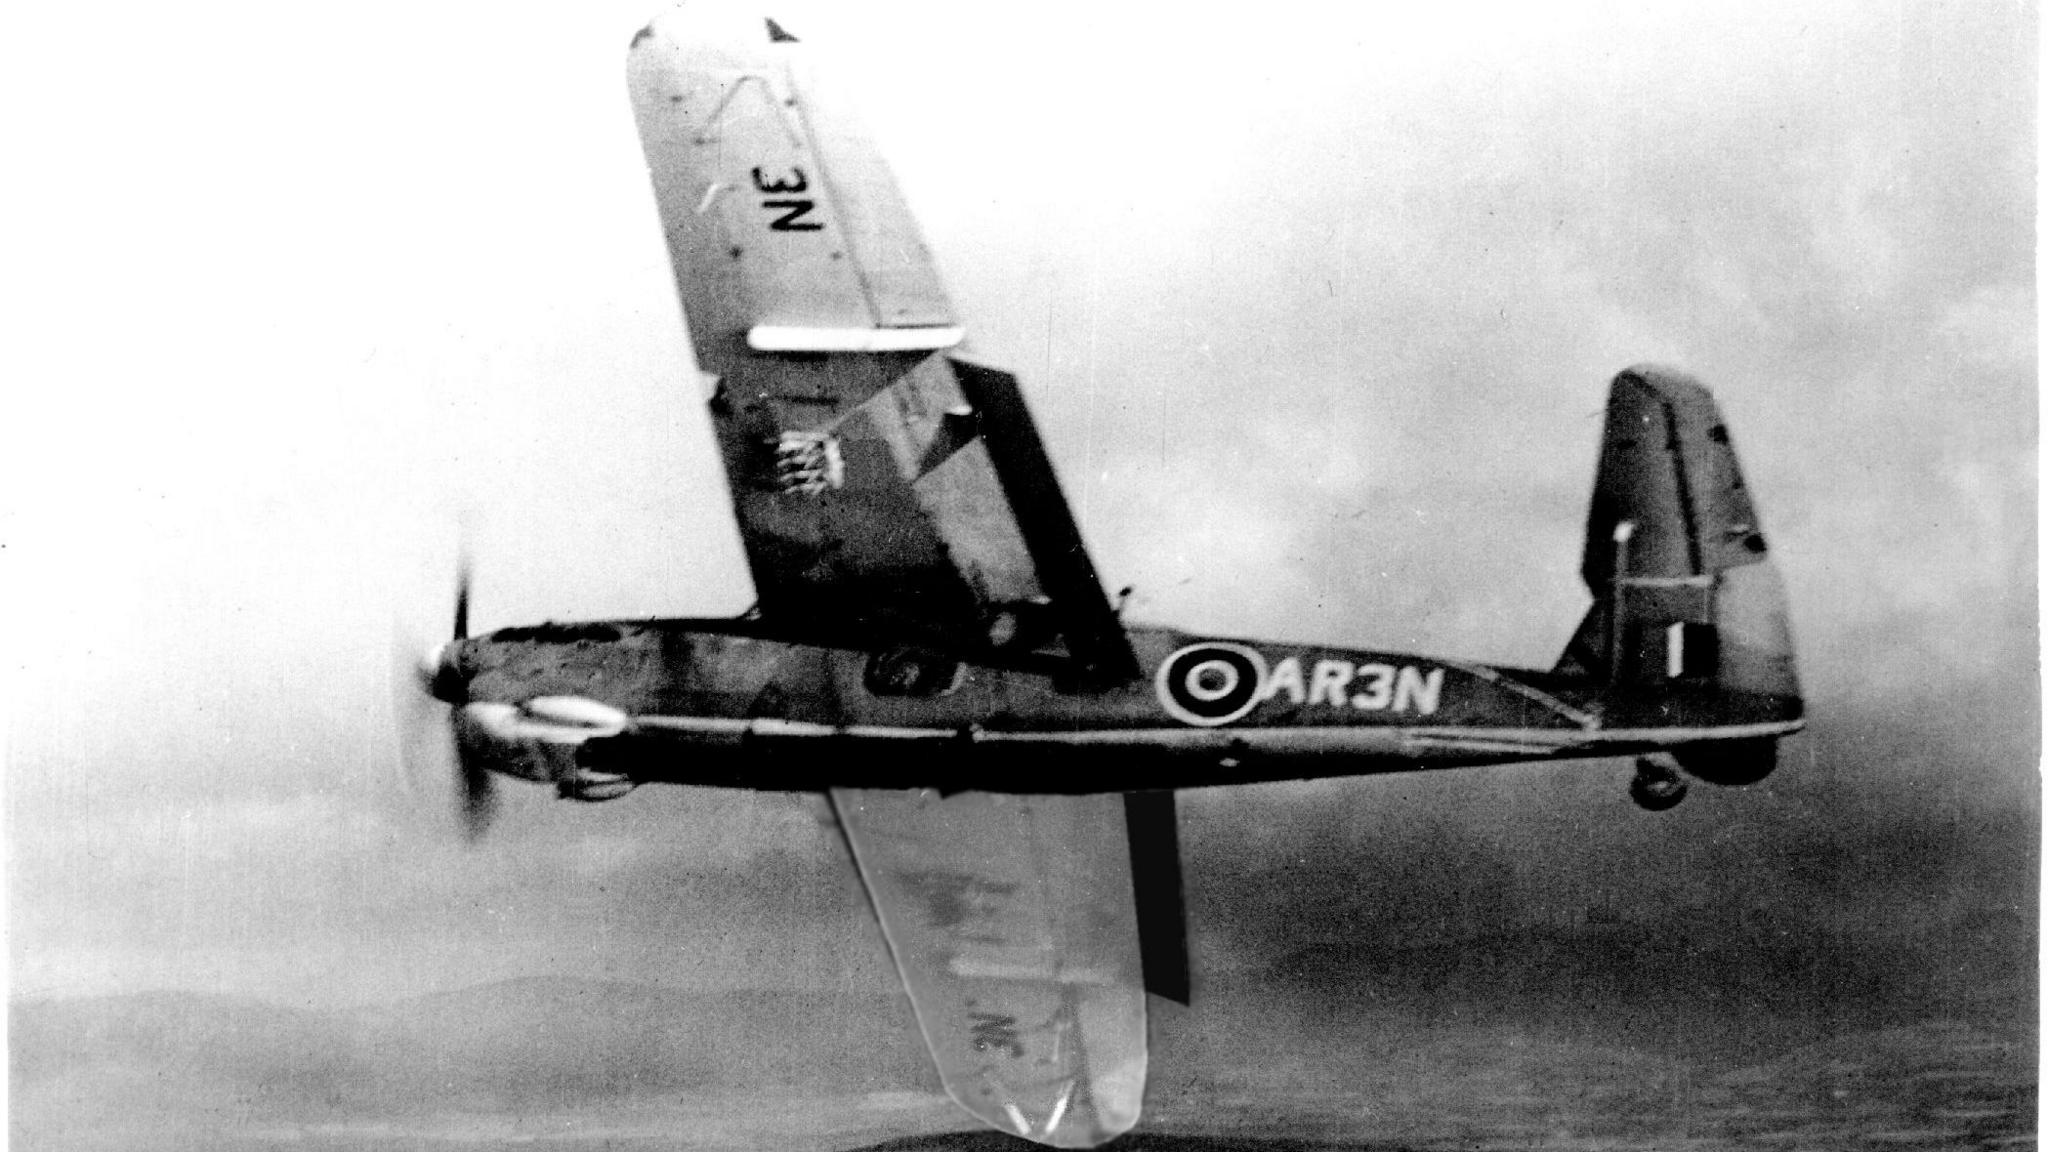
{"left": 8, "top": 0, "right": 2034, "bottom": 1010}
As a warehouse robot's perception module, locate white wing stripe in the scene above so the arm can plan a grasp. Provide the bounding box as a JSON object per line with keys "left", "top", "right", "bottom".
{"left": 746, "top": 324, "right": 964, "bottom": 352}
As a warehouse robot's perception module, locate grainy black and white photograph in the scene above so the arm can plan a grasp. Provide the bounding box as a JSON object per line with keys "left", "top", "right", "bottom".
{"left": 9, "top": 0, "right": 2036, "bottom": 1148}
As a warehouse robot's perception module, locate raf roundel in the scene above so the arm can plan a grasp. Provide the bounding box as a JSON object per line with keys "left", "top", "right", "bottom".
{"left": 1156, "top": 643, "right": 1269, "bottom": 727}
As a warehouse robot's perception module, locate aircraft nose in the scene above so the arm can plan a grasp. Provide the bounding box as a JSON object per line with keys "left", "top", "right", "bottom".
{"left": 421, "top": 641, "right": 466, "bottom": 703}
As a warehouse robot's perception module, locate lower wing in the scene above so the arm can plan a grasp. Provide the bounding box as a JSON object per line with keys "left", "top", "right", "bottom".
{"left": 830, "top": 788, "right": 1149, "bottom": 1147}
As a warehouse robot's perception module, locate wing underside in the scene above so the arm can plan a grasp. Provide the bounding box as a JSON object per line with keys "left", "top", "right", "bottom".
{"left": 627, "top": 8, "right": 1134, "bottom": 679}
{"left": 830, "top": 789, "right": 1149, "bottom": 1147}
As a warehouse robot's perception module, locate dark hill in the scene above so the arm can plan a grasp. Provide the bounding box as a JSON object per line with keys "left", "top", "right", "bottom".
{"left": 12, "top": 990, "right": 360, "bottom": 1109}
{"left": 342, "top": 975, "right": 928, "bottom": 1106}
{"left": 838, "top": 1137, "right": 1417, "bottom": 1152}
{"left": 1260, "top": 909, "right": 2032, "bottom": 1067}
{"left": 12, "top": 977, "right": 931, "bottom": 1140}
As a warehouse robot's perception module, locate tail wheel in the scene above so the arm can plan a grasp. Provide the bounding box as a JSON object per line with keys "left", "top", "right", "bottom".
{"left": 1630, "top": 754, "right": 1688, "bottom": 811}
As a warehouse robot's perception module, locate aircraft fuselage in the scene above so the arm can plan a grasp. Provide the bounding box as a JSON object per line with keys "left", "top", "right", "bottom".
{"left": 437, "top": 617, "right": 1801, "bottom": 795}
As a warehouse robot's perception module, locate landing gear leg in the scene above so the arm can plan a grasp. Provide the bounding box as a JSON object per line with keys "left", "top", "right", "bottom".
{"left": 1630, "top": 753, "right": 1688, "bottom": 811}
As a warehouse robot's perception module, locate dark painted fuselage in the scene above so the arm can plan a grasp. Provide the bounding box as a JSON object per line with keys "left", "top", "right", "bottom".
{"left": 442, "top": 616, "right": 1802, "bottom": 795}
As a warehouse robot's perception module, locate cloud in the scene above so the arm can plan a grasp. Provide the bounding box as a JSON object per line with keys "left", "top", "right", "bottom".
{"left": 1937, "top": 283, "right": 2038, "bottom": 374}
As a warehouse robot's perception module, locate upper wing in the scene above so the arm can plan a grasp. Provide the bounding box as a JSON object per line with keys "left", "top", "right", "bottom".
{"left": 627, "top": 8, "right": 1134, "bottom": 679}
{"left": 830, "top": 789, "right": 1149, "bottom": 1148}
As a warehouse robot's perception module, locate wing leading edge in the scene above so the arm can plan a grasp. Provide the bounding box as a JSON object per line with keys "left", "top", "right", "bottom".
{"left": 627, "top": 8, "right": 1134, "bottom": 680}
{"left": 831, "top": 789, "right": 1149, "bottom": 1147}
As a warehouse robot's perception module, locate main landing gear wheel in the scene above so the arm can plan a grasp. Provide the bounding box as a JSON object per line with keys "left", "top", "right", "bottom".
{"left": 1630, "top": 754, "right": 1688, "bottom": 811}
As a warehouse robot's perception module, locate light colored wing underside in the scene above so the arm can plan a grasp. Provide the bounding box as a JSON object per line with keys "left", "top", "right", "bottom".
{"left": 831, "top": 789, "right": 1148, "bottom": 1147}
{"left": 627, "top": 6, "right": 955, "bottom": 355}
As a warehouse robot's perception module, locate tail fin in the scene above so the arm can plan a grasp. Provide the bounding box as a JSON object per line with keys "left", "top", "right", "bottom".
{"left": 1555, "top": 366, "right": 1801, "bottom": 730}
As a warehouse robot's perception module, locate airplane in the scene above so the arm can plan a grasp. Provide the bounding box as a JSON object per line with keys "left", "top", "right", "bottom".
{"left": 397, "top": 5, "right": 1804, "bottom": 1146}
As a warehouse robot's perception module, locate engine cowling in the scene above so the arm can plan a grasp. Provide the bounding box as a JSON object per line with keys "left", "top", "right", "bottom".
{"left": 521, "top": 696, "right": 631, "bottom": 733}
{"left": 455, "top": 697, "right": 636, "bottom": 799}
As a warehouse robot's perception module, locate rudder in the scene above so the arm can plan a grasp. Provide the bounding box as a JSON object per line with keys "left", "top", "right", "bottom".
{"left": 1555, "top": 366, "right": 1800, "bottom": 727}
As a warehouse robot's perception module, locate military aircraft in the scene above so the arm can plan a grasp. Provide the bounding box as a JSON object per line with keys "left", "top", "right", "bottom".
{"left": 398, "top": 6, "right": 1803, "bottom": 1146}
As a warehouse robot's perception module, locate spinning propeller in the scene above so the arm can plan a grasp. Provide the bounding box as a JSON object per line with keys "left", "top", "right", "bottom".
{"left": 393, "top": 553, "right": 499, "bottom": 841}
